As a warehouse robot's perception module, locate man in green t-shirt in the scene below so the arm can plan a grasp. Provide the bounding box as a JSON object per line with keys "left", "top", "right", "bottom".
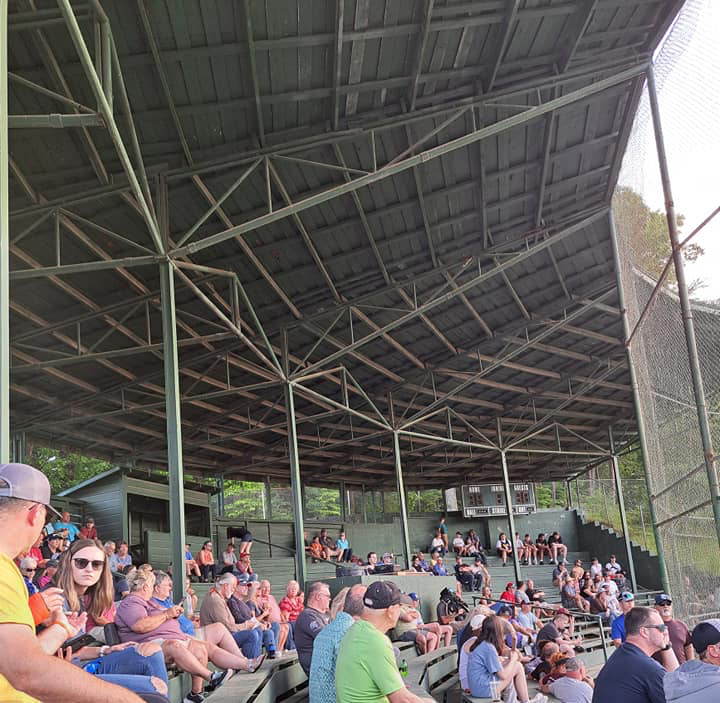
{"left": 336, "top": 581, "right": 425, "bottom": 703}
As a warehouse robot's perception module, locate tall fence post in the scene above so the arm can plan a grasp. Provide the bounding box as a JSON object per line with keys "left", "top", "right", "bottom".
{"left": 608, "top": 209, "right": 671, "bottom": 594}
{"left": 497, "top": 419, "right": 521, "bottom": 583}
{"left": 647, "top": 64, "right": 720, "bottom": 552}
{"left": 609, "top": 427, "right": 637, "bottom": 592}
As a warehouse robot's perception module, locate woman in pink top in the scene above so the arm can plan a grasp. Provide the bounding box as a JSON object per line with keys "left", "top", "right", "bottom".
{"left": 257, "top": 580, "right": 289, "bottom": 652}
{"left": 278, "top": 580, "right": 304, "bottom": 622}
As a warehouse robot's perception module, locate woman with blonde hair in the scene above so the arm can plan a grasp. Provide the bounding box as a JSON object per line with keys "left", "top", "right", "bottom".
{"left": 246, "top": 581, "right": 281, "bottom": 656}
{"left": 329, "top": 587, "right": 349, "bottom": 619}
{"left": 258, "top": 579, "right": 289, "bottom": 652}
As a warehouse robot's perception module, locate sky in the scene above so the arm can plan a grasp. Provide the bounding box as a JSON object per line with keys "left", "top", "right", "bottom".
{"left": 619, "top": 0, "right": 720, "bottom": 302}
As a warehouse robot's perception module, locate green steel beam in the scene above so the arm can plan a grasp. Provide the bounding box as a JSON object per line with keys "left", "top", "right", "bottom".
{"left": 0, "top": 0, "right": 9, "bottom": 462}
{"left": 609, "top": 427, "right": 637, "bottom": 592}
{"left": 10, "top": 254, "right": 160, "bottom": 279}
{"left": 171, "top": 64, "right": 646, "bottom": 258}
{"left": 57, "top": 0, "right": 164, "bottom": 253}
{"left": 8, "top": 113, "right": 104, "bottom": 128}
{"left": 285, "top": 382, "right": 307, "bottom": 588}
{"left": 392, "top": 430, "right": 412, "bottom": 569}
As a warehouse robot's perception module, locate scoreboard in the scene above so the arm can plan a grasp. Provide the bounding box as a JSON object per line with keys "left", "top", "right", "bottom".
{"left": 459, "top": 483, "right": 536, "bottom": 517}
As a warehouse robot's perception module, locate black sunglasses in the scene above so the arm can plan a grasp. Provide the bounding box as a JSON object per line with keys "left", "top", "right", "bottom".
{"left": 22, "top": 568, "right": 36, "bottom": 573}
{"left": 73, "top": 557, "right": 105, "bottom": 571}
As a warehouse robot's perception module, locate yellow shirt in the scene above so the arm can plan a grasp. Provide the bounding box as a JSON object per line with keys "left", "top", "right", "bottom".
{"left": 0, "top": 553, "right": 39, "bottom": 702}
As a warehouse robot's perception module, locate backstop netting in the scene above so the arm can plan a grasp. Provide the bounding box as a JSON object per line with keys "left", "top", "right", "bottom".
{"left": 611, "top": 0, "right": 720, "bottom": 623}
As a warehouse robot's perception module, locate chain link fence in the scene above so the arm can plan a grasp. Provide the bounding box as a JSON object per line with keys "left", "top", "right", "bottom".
{"left": 612, "top": 0, "right": 720, "bottom": 623}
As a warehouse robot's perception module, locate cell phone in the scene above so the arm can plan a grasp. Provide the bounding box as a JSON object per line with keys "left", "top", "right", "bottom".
{"left": 62, "top": 632, "right": 95, "bottom": 653}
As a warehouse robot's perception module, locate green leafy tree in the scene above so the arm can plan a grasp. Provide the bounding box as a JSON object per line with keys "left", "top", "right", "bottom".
{"left": 27, "top": 446, "right": 111, "bottom": 494}
{"left": 613, "top": 187, "right": 703, "bottom": 290}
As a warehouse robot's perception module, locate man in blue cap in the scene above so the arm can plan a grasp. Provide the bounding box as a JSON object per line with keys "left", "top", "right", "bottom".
{"left": 611, "top": 591, "right": 636, "bottom": 646}
{"left": 0, "top": 463, "right": 147, "bottom": 703}
{"left": 652, "top": 594, "right": 693, "bottom": 666}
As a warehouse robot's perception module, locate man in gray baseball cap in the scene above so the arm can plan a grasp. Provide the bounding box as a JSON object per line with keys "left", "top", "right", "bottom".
{"left": 0, "top": 462, "right": 146, "bottom": 703}
{"left": 664, "top": 619, "right": 720, "bottom": 702}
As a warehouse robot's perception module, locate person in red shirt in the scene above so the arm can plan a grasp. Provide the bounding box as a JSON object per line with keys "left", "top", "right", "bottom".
{"left": 279, "top": 580, "right": 304, "bottom": 622}
{"left": 500, "top": 582, "right": 516, "bottom": 603}
{"left": 78, "top": 517, "right": 98, "bottom": 540}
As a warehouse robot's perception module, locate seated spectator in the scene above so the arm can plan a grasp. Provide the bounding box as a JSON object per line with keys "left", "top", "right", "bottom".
{"left": 381, "top": 552, "right": 394, "bottom": 566}
{"left": 570, "top": 559, "right": 584, "bottom": 580}
{"left": 437, "top": 586, "right": 469, "bottom": 633}
{"left": 459, "top": 614, "right": 484, "bottom": 691}
{"left": 537, "top": 610, "right": 581, "bottom": 651}
{"left": 523, "top": 534, "right": 539, "bottom": 565}
{"left": 467, "top": 615, "right": 547, "bottom": 703}
{"left": 294, "top": 581, "right": 331, "bottom": 675}
{"left": 279, "top": 580, "right": 304, "bottom": 623}
{"left": 547, "top": 531, "right": 568, "bottom": 564}
{"left": 517, "top": 601, "right": 541, "bottom": 636}
{"left": 183, "top": 578, "right": 197, "bottom": 618}
{"left": 664, "top": 618, "right": 720, "bottom": 701}
{"left": 562, "top": 576, "right": 589, "bottom": 613}
{"left": 220, "top": 543, "right": 237, "bottom": 574}
{"left": 116, "top": 568, "right": 256, "bottom": 702}
{"left": 335, "top": 531, "right": 353, "bottom": 562}
{"left": 652, "top": 594, "right": 693, "bottom": 667}
{"left": 594, "top": 606, "right": 679, "bottom": 703}
{"left": 470, "top": 555, "right": 490, "bottom": 589}
{"left": 599, "top": 570, "right": 619, "bottom": 597}
{"left": 430, "top": 529, "right": 446, "bottom": 557}
{"left": 541, "top": 655, "right": 593, "bottom": 702}
{"left": 309, "top": 584, "right": 367, "bottom": 703}
{"left": 365, "top": 551, "right": 379, "bottom": 574}
{"left": 415, "top": 551, "right": 431, "bottom": 572}
{"left": 110, "top": 541, "right": 132, "bottom": 573}
{"left": 245, "top": 582, "right": 281, "bottom": 658}
{"left": 531, "top": 641, "right": 559, "bottom": 682}
{"left": 590, "top": 556, "right": 603, "bottom": 578}
{"left": 500, "top": 582, "right": 516, "bottom": 603}
{"left": 392, "top": 595, "right": 437, "bottom": 653}
{"left": 496, "top": 532, "right": 512, "bottom": 565}
{"left": 515, "top": 581, "right": 531, "bottom": 604}
{"left": 454, "top": 556, "right": 474, "bottom": 591}
{"left": 308, "top": 535, "right": 326, "bottom": 562}
{"left": 552, "top": 561, "right": 568, "bottom": 588}
{"left": 465, "top": 530, "right": 485, "bottom": 560}
{"left": 525, "top": 578, "right": 544, "bottom": 603}
{"left": 432, "top": 556, "right": 448, "bottom": 576}
{"left": 234, "top": 553, "right": 257, "bottom": 583}
{"left": 19, "top": 556, "right": 38, "bottom": 595}
{"left": 535, "top": 533, "right": 552, "bottom": 564}
{"left": 319, "top": 529, "right": 342, "bottom": 560}
{"left": 104, "top": 540, "right": 116, "bottom": 561}
{"left": 409, "top": 592, "right": 452, "bottom": 648}
{"left": 196, "top": 540, "right": 215, "bottom": 582}
{"left": 605, "top": 554, "right": 626, "bottom": 588}
{"left": 411, "top": 555, "right": 424, "bottom": 572}
{"left": 53, "top": 511, "right": 81, "bottom": 542}
{"left": 78, "top": 517, "right": 98, "bottom": 540}
{"left": 452, "top": 532, "right": 467, "bottom": 556}
{"left": 206, "top": 576, "right": 264, "bottom": 659}
{"left": 41, "top": 532, "right": 63, "bottom": 564}
{"left": 183, "top": 544, "right": 201, "bottom": 580}
{"left": 37, "top": 559, "right": 59, "bottom": 589}
{"left": 611, "top": 592, "right": 636, "bottom": 646}
{"left": 54, "top": 538, "right": 116, "bottom": 629}
{"left": 151, "top": 571, "right": 195, "bottom": 636}
{"left": 258, "top": 579, "right": 290, "bottom": 652}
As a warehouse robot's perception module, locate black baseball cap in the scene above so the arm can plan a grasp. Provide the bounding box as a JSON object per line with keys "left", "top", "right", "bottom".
{"left": 363, "top": 580, "right": 404, "bottom": 609}
{"left": 497, "top": 605, "right": 513, "bottom": 616}
{"left": 691, "top": 620, "right": 720, "bottom": 654}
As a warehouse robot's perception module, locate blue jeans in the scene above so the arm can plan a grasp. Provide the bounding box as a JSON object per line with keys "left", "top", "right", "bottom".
{"left": 232, "top": 628, "right": 262, "bottom": 658}
{"left": 94, "top": 647, "right": 169, "bottom": 685}
{"left": 262, "top": 623, "right": 278, "bottom": 652}
{"left": 97, "top": 674, "right": 165, "bottom": 694}
{"left": 285, "top": 622, "right": 296, "bottom": 650}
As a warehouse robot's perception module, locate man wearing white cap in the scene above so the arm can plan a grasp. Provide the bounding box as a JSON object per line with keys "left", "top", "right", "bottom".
{"left": 0, "top": 462, "right": 146, "bottom": 703}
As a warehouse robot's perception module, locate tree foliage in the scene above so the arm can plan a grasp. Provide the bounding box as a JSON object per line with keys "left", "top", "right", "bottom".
{"left": 28, "top": 446, "right": 111, "bottom": 495}
{"left": 613, "top": 187, "right": 704, "bottom": 290}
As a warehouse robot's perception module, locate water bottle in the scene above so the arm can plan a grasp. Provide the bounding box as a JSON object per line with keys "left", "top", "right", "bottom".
{"left": 399, "top": 658, "right": 408, "bottom": 678}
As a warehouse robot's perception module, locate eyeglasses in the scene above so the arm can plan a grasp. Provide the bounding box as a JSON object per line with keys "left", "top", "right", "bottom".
{"left": 644, "top": 623, "right": 668, "bottom": 633}
{"left": 22, "top": 568, "right": 36, "bottom": 573}
{"left": 72, "top": 557, "right": 105, "bottom": 571}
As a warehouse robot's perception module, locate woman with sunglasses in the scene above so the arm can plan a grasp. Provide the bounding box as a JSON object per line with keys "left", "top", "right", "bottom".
{"left": 51, "top": 539, "right": 171, "bottom": 699}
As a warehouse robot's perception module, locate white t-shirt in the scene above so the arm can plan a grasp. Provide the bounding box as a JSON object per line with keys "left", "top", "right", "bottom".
{"left": 453, "top": 537, "right": 465, "bottom": 548}
{"left": 431, "top": 537, "right": 444, "bottom": 549}
{"left": 459, "top": 636, "right": 477, "bottom": 690}
{"left": 515, "top": 537, "right": 525, "bottom": 550}
{"left": 549, "top": 677, "right": 593, "bottom": 703}
{"left": 605, "top": 561, "right": 622, "bottom": 574}
{"left": 600, "top": 579, "right": 618, "bottom": 596}
{"left": 590, "top": 563, "right": 603, "bottom": 578}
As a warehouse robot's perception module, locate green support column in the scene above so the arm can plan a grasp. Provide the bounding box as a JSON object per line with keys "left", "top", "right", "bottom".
{"left": 392, "top": 431, "right": 412, "bottom": 569}
{"left": 609, "top": 428, "right": 637, "bottom": 592}
{"left": 1, "top": 2, "right": 10, "bottom": 463}
{"left": 565, "top": 480, "right": 572, "bottom": 509}
{"left": 499, "top": 450, "right": 522, "bottom": 583}
{"left": 216, "top": 477, "right": 225, "bottom": 518}
{"left": 608, "top": 210, "right": 671, "bottom": 594}
{"left": 285, "top": 382, "right": 307, "bottom": 588}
